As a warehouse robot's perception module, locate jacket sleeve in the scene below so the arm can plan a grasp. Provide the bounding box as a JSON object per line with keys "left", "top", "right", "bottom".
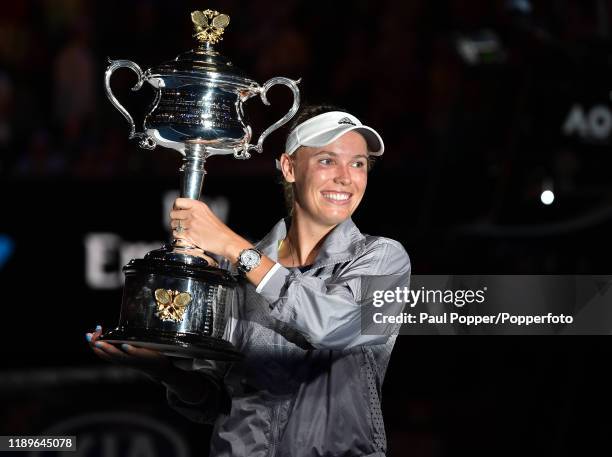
{"left": 256, "top": 238, "right": 411, "bottom": 350}
{"left": 165, "top": 352, "right": 232, "bottom": 425}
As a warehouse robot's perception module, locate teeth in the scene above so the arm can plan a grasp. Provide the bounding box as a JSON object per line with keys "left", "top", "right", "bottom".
{"left": 322, "top": 192, "right": 350, "bottom": 201}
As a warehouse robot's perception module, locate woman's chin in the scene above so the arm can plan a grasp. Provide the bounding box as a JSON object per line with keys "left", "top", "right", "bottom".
{"left": 317, "top": 209, "right": 354, "bottom": 226}
{"left": 295, "top": 203, "right": 356, "bottom": 226}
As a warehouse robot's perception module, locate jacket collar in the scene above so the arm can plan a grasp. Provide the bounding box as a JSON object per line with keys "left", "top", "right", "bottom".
{"left": 255, "top": 216, "right": 367, "bottom": 268}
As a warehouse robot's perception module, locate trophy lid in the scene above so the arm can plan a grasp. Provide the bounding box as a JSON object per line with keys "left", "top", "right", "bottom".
{"left": 125, "top": 245, "right": 238, "bottom": 286}
{"left": 149, "top": 9, "right": 258, "bottom": 88}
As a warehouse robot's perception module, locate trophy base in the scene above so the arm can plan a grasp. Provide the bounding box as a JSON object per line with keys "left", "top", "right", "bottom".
{"left": 100, "top": 327, "right": 243, "bottom": 361}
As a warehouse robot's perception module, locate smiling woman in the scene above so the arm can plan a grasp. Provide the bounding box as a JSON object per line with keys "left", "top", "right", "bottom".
{"left": 87, "top": 103, "right": 411, "bottom": 457}
{"left": 279, "top": 105, "right": 378, "bottom": 216}
{"left": 280, "top": 130, "right": 369, "bottom": 230}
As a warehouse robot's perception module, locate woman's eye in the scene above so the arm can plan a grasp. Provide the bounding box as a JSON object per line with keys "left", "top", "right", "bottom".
{"left": 319, "top": 158, "right": 333, "bottom": 165}
{"left": 352, "top": 161, "right": 366, "bottom": 168}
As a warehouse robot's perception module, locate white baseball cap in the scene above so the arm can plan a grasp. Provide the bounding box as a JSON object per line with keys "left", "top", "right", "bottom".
{"left": 276, "top": 111, "right": 384, "bottom": 169}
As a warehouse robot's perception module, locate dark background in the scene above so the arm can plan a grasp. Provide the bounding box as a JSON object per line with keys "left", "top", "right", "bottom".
{"left": 1, "top": 0, "right": 612, "bottom": 456}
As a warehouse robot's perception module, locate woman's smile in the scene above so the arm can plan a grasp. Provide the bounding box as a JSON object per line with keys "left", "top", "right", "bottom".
{"left": 320, "top": 191, "right": 353, "bottom": 205}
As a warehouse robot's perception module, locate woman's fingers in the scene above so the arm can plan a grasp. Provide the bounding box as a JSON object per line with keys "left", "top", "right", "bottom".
{"left": 122, "top": 344, "right": 167, "bottom": 362}
{"left": 92, "top": 346, "right": 114, "bottom": 363}
{"left": 93, "top": 341, "right": 132, "bottom": 361}
{"left": 85, "top": 324, "right": 103, "bottom": 345}
{"left": 170, "top": 209, "right": 193, "bottom": 235}
{"left": 170, "top": 209, "right": 191, "bottom": 220}
{"left": 174, "top": 198, "right": 200, "bottom": 210}
{"left": 173, "top": 233, "right": 200, "bottom": 251}
{"left": 121, "top": 344, "right": 151, "bottom": 357}
{"left": 171, "top": 220, "right": 189, "bottom": 231}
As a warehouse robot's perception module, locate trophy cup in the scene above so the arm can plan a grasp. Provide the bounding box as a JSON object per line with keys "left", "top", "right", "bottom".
{"left": 99, "top": 9, "right": 300, "bottom": 360}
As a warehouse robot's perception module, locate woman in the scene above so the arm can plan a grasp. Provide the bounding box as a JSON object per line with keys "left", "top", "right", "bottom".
{"left": 87, "top": 105, "right": 411, "bottom": 457}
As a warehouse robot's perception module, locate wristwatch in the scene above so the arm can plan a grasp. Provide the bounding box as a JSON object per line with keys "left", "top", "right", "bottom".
{"left": 237, "top": 247, "right": 263, "bottom": 274}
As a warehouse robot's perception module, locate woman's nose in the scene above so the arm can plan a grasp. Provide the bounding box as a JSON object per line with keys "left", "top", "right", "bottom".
{"left": 333, "top": 165, "right": 352, "bottom": 185}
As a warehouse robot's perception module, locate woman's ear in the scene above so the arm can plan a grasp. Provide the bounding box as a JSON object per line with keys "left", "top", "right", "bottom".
{"left": 279, "top": 153, "right": 296, "bottom": 183}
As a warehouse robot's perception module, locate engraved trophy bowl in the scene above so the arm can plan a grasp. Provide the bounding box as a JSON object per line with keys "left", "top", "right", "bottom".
{"left": 99, "top": 9, "right": 300, "bottom": 360}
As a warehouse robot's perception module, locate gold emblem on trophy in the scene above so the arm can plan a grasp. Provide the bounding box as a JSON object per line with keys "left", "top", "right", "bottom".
{"left": 154, "top": 289, "right": 192, "bottom": 322}
{"left": 191, "top": 9, "right": 230, "bottom": 44}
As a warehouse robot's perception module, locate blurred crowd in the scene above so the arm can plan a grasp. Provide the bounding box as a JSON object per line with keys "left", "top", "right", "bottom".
{"left": 0, "top": 0, "right": 445, "bottom": 179}
{"left": 4, "top": 0, "right": 607, "bottom": 180}
{"left": 1, "top": 1, "right": 114, "bottom": 178}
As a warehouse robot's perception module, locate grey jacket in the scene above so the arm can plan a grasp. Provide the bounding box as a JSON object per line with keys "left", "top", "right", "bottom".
{"left": 166, "top": 217, "right": 411, "bottom": 457}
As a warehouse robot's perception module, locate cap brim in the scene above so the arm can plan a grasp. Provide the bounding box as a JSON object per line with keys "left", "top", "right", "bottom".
{"left": 301, "top": 125, "right": 384, "bottom": 156}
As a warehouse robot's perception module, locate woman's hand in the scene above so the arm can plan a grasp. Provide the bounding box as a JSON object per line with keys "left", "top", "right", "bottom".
{"left": 169, "top": 198, "right": 250, "bottom": 260}
{"left": 86, "top": 325, "right": 213, "bottom": 403}
{"left": 85, "top": 325, "right": 173, "bottom": 379}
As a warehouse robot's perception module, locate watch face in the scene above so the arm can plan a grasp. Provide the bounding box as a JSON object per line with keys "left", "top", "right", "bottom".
{"left": 241, "top": 249, "right": 260, "bottom": 268}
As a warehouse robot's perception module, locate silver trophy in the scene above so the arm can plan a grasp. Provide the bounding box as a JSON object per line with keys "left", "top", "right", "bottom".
{"left": 99, "top": 9, "right": 300, "bottom": 359}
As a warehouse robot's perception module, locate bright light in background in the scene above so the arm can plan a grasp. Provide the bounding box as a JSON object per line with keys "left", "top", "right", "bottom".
{"left": 540, "top": 178, "right": 555, "bottom": 206}
{"left": 540, "top": 190, "right": 555, "bottom": 205}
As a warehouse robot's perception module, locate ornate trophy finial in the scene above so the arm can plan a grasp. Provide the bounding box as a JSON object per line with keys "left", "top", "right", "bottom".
{"left": 191, "top": 9, "right": 230, "bottom": 45}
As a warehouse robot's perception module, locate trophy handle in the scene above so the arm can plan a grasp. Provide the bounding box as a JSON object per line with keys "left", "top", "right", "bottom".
{"left": 234, "top": 77, "right": 301, "bottom": 159}
{"left": 104, "top": 59, "right": 157, "bottom": 150}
